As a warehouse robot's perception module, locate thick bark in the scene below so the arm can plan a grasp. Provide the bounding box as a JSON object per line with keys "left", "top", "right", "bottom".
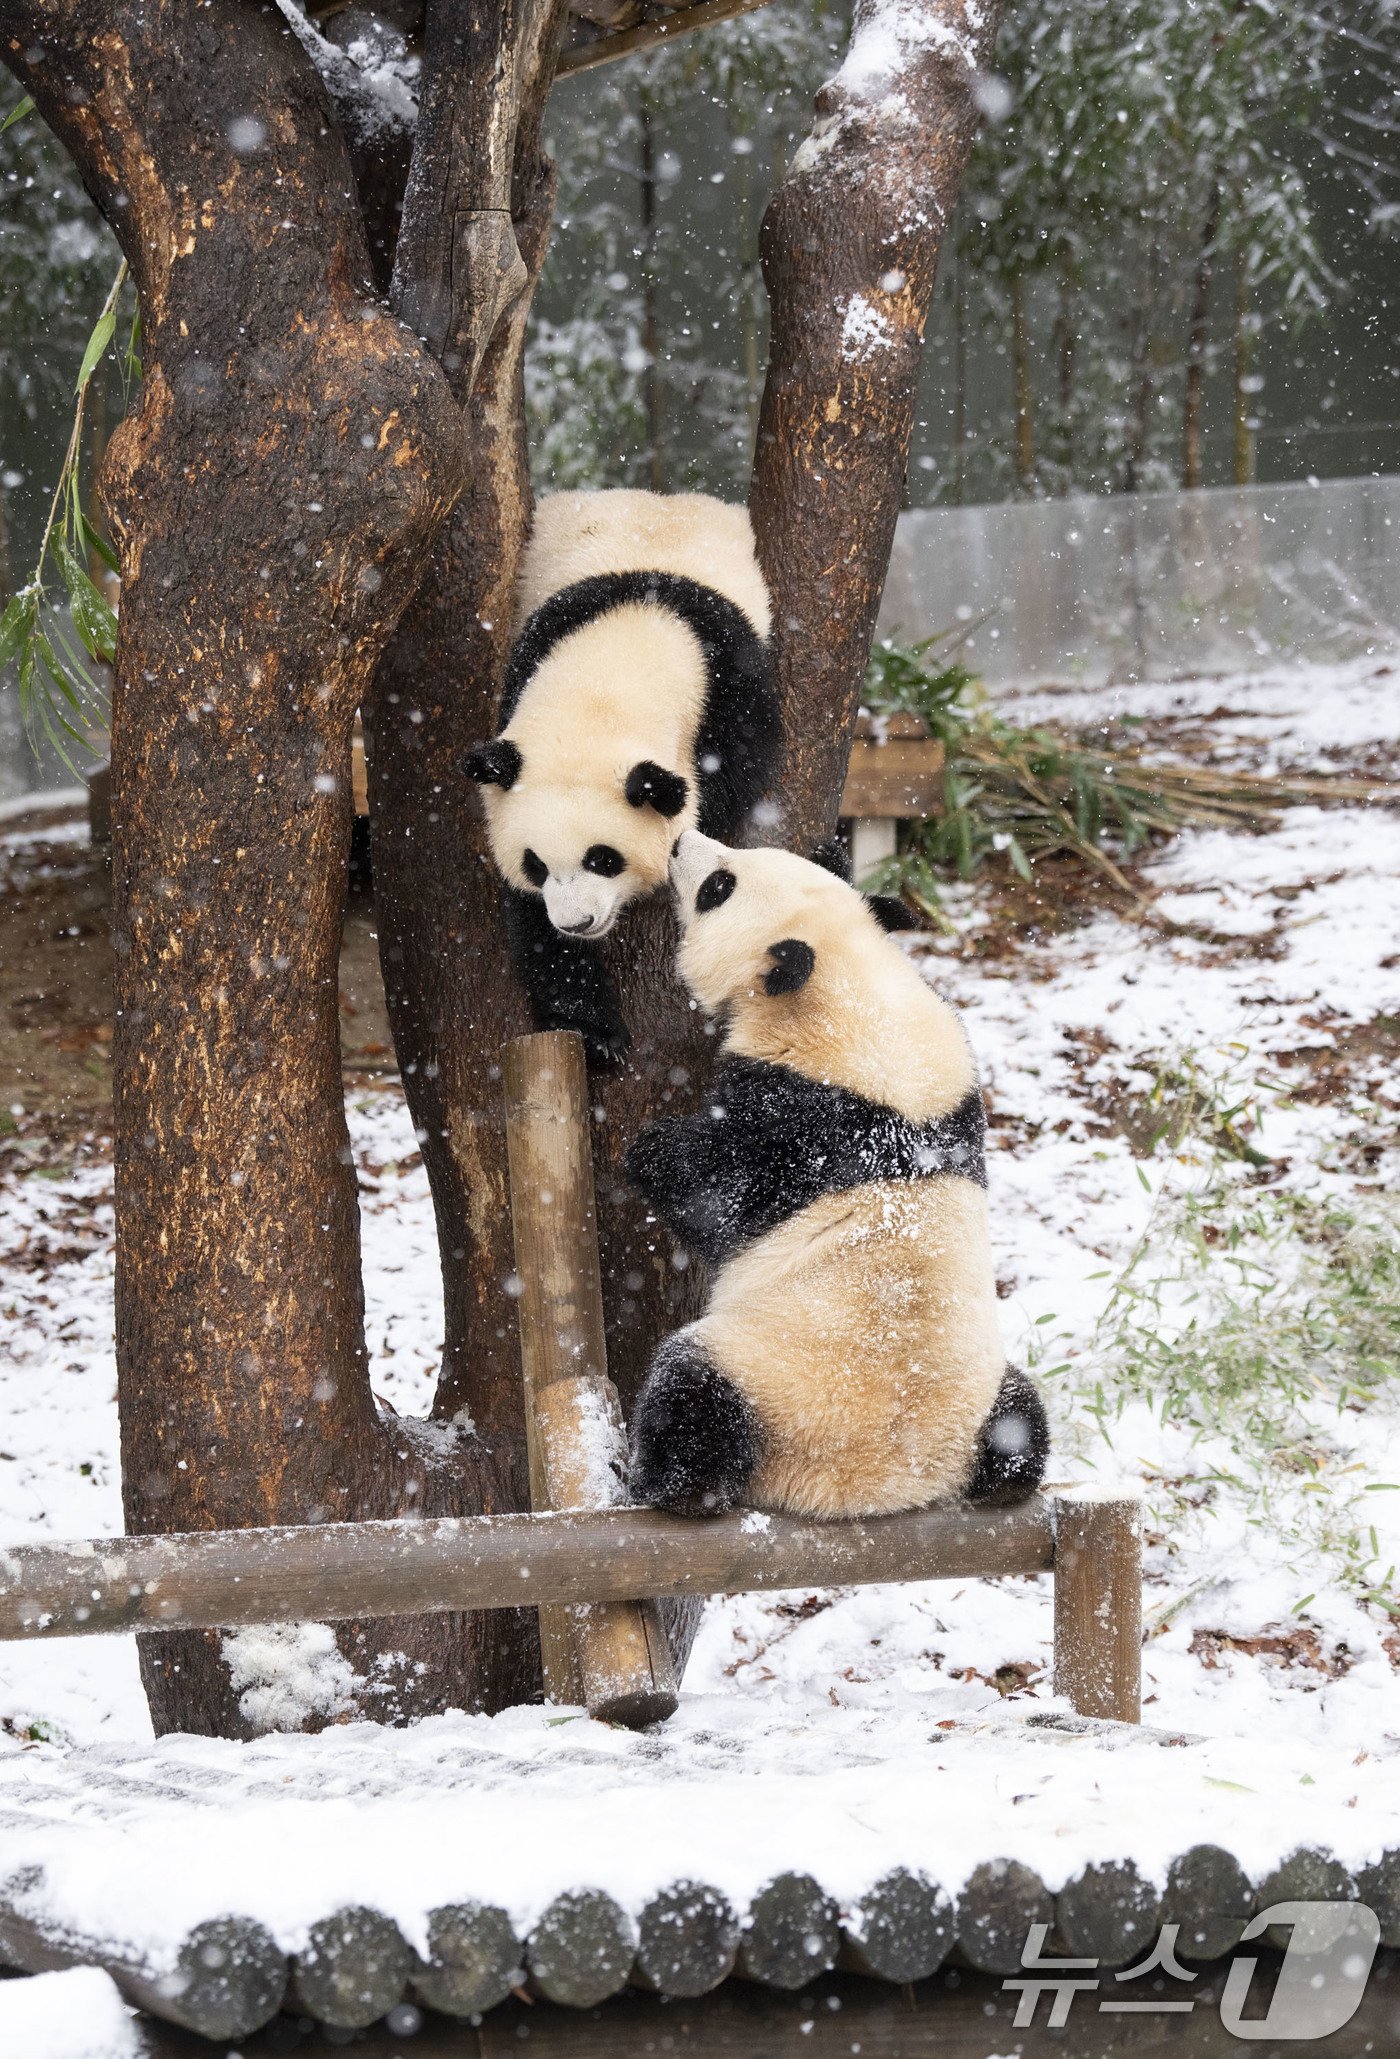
{"left": 749, "top": 0, "right": 999, "bottom": 849}
{"left": 1232, "top": 258, "right": 1257, "bottom": 487}
{"left": 639, "top": 90, "right": 666, "bottom": 492}
{"left": 2, "top": 0, "right": 468, "bottom": 1733}
{"left": 361, "top": 0, "right": 577, "bottom": 1713}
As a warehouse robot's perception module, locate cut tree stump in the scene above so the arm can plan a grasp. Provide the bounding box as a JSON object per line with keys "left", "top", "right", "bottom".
{"left": 737, "top": 1873, "right": 841, "bottom": 1988}
{"left": 411, "top": 1902, "right": 524, "bottom": 2018}
{"left": 841, "top": 1869, "right": 955, "bottom": 1983}
{"left": 289, "top": 1906, "right": 413, "bottom": 2030}
{"left": 527, "top": 1889, "right": 637, "bottom": 2006}
{"left": 956, "top": 1859, "right": 1054, "bottom": 1976}
{"left": 635, "top": 1881, "right": 741, "bottom": 1997}
{"left": 502, "top": 1030, "right": 679, "bottom": 1728}
{"left": 1163, "top": 1844, "right": 1254, "bottom": 1961}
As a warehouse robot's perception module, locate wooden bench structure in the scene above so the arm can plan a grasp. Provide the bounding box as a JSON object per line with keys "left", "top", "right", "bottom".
{"left": 0, "top": 1029, "right": 1140, "bottom": 1732}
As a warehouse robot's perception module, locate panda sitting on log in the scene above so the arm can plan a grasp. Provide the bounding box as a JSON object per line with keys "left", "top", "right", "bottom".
{"left": 464, "top": 489, "right": 781, "bottom": 1064}
{"left": 626, "top": 830, "right": 1049, "bottom": 1520}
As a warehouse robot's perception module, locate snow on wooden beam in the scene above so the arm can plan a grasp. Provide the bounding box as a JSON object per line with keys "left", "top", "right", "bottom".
{"left": 555, "top": 0, "right": 776, "bottom": 77}
{"left": 0, "top": 1499, "right": 1056, "bottom": 1643}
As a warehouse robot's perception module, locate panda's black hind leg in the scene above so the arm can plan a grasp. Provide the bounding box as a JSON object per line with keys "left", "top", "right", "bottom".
{"left": 630, "top": 1333, "right": 759, "bottom": 1516}
{"left": 966, "top": 1366, "right": 1050, "bottom": 1505}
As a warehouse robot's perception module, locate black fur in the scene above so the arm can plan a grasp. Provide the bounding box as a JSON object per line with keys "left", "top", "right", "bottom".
{"left": 965, "top": 1365, "right": 1050, "bottom": 1504}
{"left": 464, "top": 738, "right": 522, "bottom": 789}
{"left": 505, "top": 888, "right": 630, "bottom": 1067}
{"left": 626, "top": 1057, "right": 986, "bottom": 1267}
{"left": 763, "top": 938, "right": 815, "bottom": 996}
{"left": 808, "top": 836, "right": 920, "bottom": 932}
{"left": 868, "top": 895, "right": 922, "bottom": 933}
{"left": 625, "top": 760, "right": 689, "bottom": 817}
{"left": 630, "top": 1331, "right": 761, "bottom": 1514}
{"left": 499, "top": 571, "right": 780, "bottom": 839}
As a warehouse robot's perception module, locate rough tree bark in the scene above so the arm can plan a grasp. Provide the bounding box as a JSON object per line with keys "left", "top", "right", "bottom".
{"left": 1182, "top": 187, "right": 1220, "bottom": 491}
{"left": 750, "top": 0, "right": 1001, "bottom": 848}
{"left": 4, "top": 0, "right": 999, "bottom": 1733}
{"left": 1, "top": 0, "right": 476, "bottom": 1734}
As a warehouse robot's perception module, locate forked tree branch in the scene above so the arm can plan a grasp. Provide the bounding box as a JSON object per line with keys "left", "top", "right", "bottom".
{"left": 750, "top": 0, "right": 1001, "bottom": 847}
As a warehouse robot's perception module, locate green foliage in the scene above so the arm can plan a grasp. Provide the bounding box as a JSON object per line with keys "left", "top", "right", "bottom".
{"left": 2, "top": 261, "right": 126, "bottom": 768}
{"left": 863, "top": 635, "right": 1212, "bottom": 905}
{"left": 1053, "top": 1051, "right": 1400, "bottom": 1605}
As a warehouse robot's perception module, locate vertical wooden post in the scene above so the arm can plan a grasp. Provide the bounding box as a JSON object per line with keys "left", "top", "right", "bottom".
{"left": 1051, "top": 1487, "right": 1142, "bottom": 1723}
{"left": 502, "top": 1031, "right": 679, "bottom": 1727}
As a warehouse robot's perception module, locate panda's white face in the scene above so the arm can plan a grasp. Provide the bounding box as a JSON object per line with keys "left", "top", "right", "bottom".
{"left": 669, "top": 830, "right": 840, "bottom": 1011}
{"left": 468, "top": 759, "right": 692, "bottom": 938}
{"left": 669, "top": 829, "right": 978, "bottom": 1122}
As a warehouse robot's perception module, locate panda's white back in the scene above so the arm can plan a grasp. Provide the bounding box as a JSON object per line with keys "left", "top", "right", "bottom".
{"left": 516, "top": 489, "right": 772, "bottom": 638}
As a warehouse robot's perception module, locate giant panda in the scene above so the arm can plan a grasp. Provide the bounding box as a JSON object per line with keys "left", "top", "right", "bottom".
{"left": 464, "top": 490, "right": 780, "bottom": 1063}
{"left": 625, "top": 830, "right": 1049, "bottom": 1520}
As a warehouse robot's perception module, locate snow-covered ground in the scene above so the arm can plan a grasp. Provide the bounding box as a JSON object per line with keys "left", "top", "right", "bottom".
{"left": 0, "top": 660, "right": 1396, "bottom": 1991}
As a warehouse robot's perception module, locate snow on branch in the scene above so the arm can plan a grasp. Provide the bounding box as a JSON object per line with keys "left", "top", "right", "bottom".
{"left": 275, "top": 0, "right": 419, "bottom": 147}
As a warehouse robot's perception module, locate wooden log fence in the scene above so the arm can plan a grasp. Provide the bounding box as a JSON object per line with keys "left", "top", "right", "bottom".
{"left": 1, "top": 1841, "right": 1389, "bottom": 2039}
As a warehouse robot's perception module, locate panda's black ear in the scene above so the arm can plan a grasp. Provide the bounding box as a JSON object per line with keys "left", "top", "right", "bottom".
{"left": 463, "top": 738, "right": 522, "bottom": 790}
{"left": 809, "top": 835, "right": 852, "bottom": 884}
{"left": 626, "top": 761, "right": 689, "bottom": 817}
{"left": 867, "top": 893, "right": 922, "bottom": 933}
{"left": 764, "top": 938, "right": 816, "bottom": 996}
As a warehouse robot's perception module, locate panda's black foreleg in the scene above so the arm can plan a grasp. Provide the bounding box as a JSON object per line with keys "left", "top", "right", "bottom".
{"left": 965, "top": 1365, "right": 1050, "bottom": 1505}
{"left": 505, "top": 887, "right": 630, "bottom": 1068}
{"left": 624, "top": 1116, "right": 731, "bottom": 1266}
{"left": 630, "top": 1331, "right": 760, "bottom": 1516}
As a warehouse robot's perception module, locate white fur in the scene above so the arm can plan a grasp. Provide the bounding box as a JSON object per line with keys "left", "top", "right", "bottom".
{"left": 482, "top": 492, "right": 769, "bottom": 932}
{"left": 663, "top": 833, "right": 1000, "bottom": 1517}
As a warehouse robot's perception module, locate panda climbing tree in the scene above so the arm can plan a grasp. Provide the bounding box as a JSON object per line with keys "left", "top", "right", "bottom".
{"left": 5, "top": 0, "right": 1004, "bottom": 1735}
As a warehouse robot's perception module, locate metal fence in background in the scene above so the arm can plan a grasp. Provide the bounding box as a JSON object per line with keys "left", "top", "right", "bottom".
{"left": 4, "top": 474, "right": 1399, "bottom": 802}
{"left": 878, "top": 473, "right": 1400, "bottom": 687}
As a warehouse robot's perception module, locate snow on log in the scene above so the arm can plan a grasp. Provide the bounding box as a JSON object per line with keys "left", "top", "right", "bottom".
{"left": 0, "top": 1501, "right": 1055, "bottom": 1640}
{"left": 411, "top": 1902, "right": 524, "bottom": 2018}
{"left": 288, "top": 1905, "right": 413, "bottom": 2030}
{"left": 634, "top": 1881, "right": 741, "bottom": 1997}
{"left": 1054, "top": 1858, "right": 1162, "bottom": 1968}
{"left": 1256, "top": 1849, "right": 1357, "bottom": 1951}
{"left": 736, "top": 1873, "right": 841, "bottom": 1988}
{"left": 526, "top": 1890, "right": 637, "bottom": 2006}
{"left": 0, "top": 1898, "right": 285, "bottom": 2040}
{"left": 955, "top": 1858, "right": 1054, "bottom": 1975}
{"left": 840, "top": 1868, "right": 955, "bottom": 1983}
{"left": 1162, "top": 1845, "right": 1254, "bottom": 1961}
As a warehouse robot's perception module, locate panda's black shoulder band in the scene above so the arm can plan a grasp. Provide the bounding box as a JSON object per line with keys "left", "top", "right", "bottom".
{"left": 500, "top": 571, "right": 781, "bottom": 840}
{"left": 627, "top": 1058, "right": 987, "bottom": 1266}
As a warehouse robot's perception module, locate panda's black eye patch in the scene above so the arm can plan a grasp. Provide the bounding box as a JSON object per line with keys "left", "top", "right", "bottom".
{"left": 695, "top": 869, "right": 736, "bottom": 914}
{"left": 521, "top": 848, "right": 548, "bottom": 888}
{"left": 582, "top": 844, "right": 626, "bottom": 878}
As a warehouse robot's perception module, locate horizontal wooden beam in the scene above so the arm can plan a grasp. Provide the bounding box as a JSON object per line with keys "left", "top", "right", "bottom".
{"left": 555, "top": 0, "right": 775, "bottom": 78}
{"left": 0, "top": 1501, "right": 1053, "bottom": 1642}
{"left": 346, "top": 731, "right": 946, "bottom": 824}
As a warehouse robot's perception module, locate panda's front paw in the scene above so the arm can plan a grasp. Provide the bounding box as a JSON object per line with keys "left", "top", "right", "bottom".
{"left": 541, "top": 1012, "right": 631, "bottom": 1069}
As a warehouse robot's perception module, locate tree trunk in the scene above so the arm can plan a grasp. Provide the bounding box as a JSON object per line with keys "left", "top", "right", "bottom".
{"left": 952, "top": 244, "right": 967, "bottom": 505}
{"left": 1233, "top": 257, "right": 1257, "bottom": 487}
{"left": 1055, "top": 252, "right": 1076, "bottom": 486}
{"left": 1182, "top": 187, "right": 1220, "bottom": 491}
{"left": 1, "top": 0, "right": 472, "bottom": 1733}
{"left": 1010, "top": 269, "right": 1036, "bottom": 494}
{"left": 750, "top": 0, "right": 999, "bottom": 846}
{"left": 639, "top": 89, "right": 666, "bottom": 493}
{"left": 1121, "top": 241, "right": 1159, "bottom": 495}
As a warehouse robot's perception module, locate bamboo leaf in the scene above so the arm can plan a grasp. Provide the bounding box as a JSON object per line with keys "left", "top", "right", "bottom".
{"left": 0, "top": 588, "right": 37, "bottom": 669}
{"left": 77, "top": 510, "right": 120, "bottom": 576}
{"left": 55, "top": 539, "right": 119, "bottom": 663}
{"left": 74, "top": 311, "right": 117, "bottom": 395}
{"left": 1, "top": 94, "right": 34, "bottom": 133}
